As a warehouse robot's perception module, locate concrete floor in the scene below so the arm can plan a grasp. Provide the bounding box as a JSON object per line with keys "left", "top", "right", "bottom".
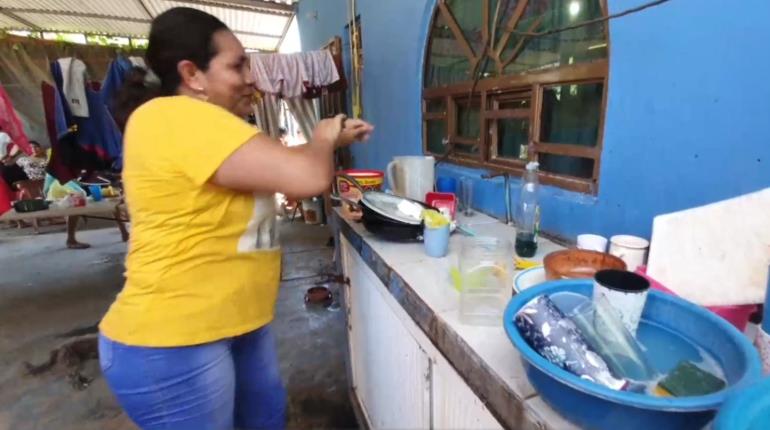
{"left": 0, "top": 219, "right": 357, "bottom": 430}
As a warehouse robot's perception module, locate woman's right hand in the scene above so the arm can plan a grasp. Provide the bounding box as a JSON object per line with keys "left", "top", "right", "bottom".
{"left": 312, "top": 114, "right": 346, "bottom": 148}
{"left": 312, "top": 114, "right": 374, "bottom": 149}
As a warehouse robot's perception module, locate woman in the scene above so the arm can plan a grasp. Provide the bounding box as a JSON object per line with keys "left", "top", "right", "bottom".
{"left": 98, "top": 7, "right": 373, "bottom": 430}
{"left": 15, "top": 141, "right": 47, "bottom": 181}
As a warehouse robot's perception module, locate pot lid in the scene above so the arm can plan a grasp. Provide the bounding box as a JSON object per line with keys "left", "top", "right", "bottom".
{"left": 361, "top": 192, "right": 424, "bottom": 225}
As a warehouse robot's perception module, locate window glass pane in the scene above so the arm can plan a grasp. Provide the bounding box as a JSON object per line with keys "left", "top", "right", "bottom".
{"left": 446, "top": 0, "right": 484, "bottom": 60}
{"left": 456, "top": 98, "right": 481, "bottom": 139}
{"left": 426, "top": 120, "right": 447, "bottom": 154}
{"left": 539, "top": 153, "right": 594, "bottom": 178}
{"left": 497, "top": 118, "right": 529, "bottom": 159}
{"left": 502, "top": 0, "right": 607, "bottom": 75}
{"left": 426, "top": 11, "right": 471, "bottom": 87}
{"left": 540, "top": 82, "right": 603, "bottom": 146}
{"left": 425, "top": 98, "right": 446, "bottom": 113}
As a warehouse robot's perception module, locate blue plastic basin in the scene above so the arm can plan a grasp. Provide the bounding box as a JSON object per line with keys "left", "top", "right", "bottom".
{"left": 714, "top": 377, "right": 770, "bottom": 430}
{"left": 503, "top": 280, "right": 761, "bottom": 430}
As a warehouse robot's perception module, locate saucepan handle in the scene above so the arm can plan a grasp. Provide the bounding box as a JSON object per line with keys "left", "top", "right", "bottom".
{"left": 330, "top": 173, "right": 365, "bottom": 209}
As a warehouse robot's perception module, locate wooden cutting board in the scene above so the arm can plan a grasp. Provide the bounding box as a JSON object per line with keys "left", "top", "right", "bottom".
{"left": 647, "top": 188, "right": 770, "bottom": 306}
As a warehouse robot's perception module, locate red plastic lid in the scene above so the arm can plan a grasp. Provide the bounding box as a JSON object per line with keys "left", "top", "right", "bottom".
{"left": 338, "top": 169, "right": 384, "bottom": 178}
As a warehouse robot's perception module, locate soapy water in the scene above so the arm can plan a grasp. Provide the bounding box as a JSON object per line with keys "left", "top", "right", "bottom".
{"left": 548, "top": 292, "right": 727, "bottom": 396}
{"left": 634, "top": 321, "right": 726, "bottom": 395}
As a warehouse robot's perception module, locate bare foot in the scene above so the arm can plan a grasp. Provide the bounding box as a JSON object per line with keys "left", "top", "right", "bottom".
{"left": 66, "top": 241, "right": 91, "bottom": 250}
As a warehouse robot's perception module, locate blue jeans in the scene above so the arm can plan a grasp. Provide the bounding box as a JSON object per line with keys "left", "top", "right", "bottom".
{"left": 99, "top": 325, "right": 286, "bottom": 430}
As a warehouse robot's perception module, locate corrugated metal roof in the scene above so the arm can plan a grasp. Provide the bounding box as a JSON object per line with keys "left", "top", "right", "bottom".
{"left": 237, "top": 33, "right": 281, "bottom": 51}
{"left": 0, "top": 13, "right": 25, "bottom": 29}
{"left": 0, "top": 0, "right": 149, "bottom": 20}
{"left": 14, "top": 12, "right": 150, "bottom": 37}
{"left": 0, "top": 0, "right": 295, "bottom": 51}
{"left": 144, "top": 0, "right": 289, "bottom": 36}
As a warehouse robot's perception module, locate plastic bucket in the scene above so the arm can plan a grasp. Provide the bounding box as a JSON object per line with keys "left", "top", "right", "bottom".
{"left": 301, "top": 197, "right": 323, "bottom": 225}
{"left": 336, "top": 169, "right": 384, "bottom": 193}
{"left": 504, "top": 280, "right": 761, "bottom": 430}
{"left": 636, "top": 267, "right": 757, "bottom": 331}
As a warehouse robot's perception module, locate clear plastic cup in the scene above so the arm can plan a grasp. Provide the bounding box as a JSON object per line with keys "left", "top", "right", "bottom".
{"left": 458, "top": 237, "right": 513, "bottom": 325}
{"left": 560, "top": 293, "right": 655, "bottom": 382}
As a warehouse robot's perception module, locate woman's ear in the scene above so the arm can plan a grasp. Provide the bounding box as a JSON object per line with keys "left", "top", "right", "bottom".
{"left": 177, "top": 60, "right": 207, "bottom": 95}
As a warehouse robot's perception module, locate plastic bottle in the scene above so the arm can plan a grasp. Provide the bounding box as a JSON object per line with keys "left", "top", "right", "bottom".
{"left": 515, "top": 161, "right": 540, "bottom": 258}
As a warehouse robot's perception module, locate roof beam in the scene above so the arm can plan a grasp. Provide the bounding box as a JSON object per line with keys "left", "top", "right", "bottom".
{"left": 134, "top": 0, "right": 154, "bottom": 20}
{"left": 172, "top": 0, "right": 294, "bottom": 16}
{"left": 232, "top": 30, "right": 280, "bottom": 39}
{"left": 275, "top": 14, "right": 294, "bottom": 50}
{"left": 0, "top": 8, "right": 43, "bottom": 30}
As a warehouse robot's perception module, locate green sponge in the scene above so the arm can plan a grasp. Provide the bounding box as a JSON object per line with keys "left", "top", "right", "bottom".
{"left": 657, "top": 360, "right": 726, "bottom": 397}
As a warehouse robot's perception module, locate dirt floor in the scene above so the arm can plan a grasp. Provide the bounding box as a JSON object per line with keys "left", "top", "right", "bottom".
{"left": 0, "top": 218, "right": 357, "bottom": 430}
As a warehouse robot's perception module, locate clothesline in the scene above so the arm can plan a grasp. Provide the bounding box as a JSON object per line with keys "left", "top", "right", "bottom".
{"left": 249, "top": 50, "right": 340, "bottom": 98}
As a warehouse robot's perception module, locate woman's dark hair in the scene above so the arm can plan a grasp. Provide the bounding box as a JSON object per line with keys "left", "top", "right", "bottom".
{"left": 114, "top": 7, "right": 229, "bottom": 127}
{"left": 147, "top": 7, "right": 228, "bottom": 95}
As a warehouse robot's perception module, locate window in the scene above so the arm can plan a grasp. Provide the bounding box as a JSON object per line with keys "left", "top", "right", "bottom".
{"left": 423, "top": 0, "right": 608, "bottom": 193}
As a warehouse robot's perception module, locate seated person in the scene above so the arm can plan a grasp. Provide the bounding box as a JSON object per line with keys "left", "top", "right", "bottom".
{"left": 15, "top": 141, "right": 48, "bottom": 181}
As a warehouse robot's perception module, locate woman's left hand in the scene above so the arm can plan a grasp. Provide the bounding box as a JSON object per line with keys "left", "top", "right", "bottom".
{"left": 338, "top": 118, "right": 374, "bottom": 147}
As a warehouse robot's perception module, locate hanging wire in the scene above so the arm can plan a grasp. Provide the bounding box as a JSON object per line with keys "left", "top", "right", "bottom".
{"left": 512, "top": 0, "right": 673, "bottom": 39}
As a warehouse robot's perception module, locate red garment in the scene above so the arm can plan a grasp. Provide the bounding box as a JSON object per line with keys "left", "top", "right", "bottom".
{"left": 0, "top": 84, "right": 32, "bottom": 155}
{"left": 0, "top": 177, "right": 12, "bottom": 216}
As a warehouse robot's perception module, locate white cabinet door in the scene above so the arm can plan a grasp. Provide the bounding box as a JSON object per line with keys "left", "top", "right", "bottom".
{"left": 341, "top": 238, "right": 431, "bottom": 429}
{"left": 432, "top": 350, "right": 503, "bottom": 430}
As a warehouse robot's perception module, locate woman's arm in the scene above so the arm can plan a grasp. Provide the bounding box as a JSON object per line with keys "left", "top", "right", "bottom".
{"left": 211, "top": 115, "right": 372, "bottom": 198}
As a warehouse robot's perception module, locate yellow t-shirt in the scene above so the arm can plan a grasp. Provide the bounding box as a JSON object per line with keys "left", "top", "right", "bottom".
{"left": 100, "top": 96, "right": 281, "bottom": 347}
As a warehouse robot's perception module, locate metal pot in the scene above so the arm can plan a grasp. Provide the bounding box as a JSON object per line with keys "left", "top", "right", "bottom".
{"left": 333, "top": 173, "right": 432, "bottom": 241}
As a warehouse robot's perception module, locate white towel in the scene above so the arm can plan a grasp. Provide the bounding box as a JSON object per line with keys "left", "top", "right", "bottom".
{"left": 128, "top": 56, "right": 160, "bottom": 85}
{"left": 58, "top": 58, "right": 89, "bottom": 117}
{"left": 128, "top": 56, "right": 146, "bottom": 68}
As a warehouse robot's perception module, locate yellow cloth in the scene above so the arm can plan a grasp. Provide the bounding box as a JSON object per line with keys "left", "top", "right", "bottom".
{"left": 100, "top": 96, "right": 281, "bottom": 347}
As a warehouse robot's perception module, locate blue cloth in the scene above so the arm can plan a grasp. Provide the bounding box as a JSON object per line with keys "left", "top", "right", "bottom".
{"left": 50, "top": 61, "right": 73, "bottom": 128}
{"left": 101, "top": 56, "right": 133, "bottom": 113}
{"left": 75, "top": 89, "right": 123, "bottom": 165}
{"left": 99, "top": 325, "right": 286, "bottom": 430}
{"left": 53, "top": 85, "right": 69, "bottom": 139}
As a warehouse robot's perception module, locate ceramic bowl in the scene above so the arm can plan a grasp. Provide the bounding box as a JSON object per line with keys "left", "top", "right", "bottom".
{"left": 543, "top": 249, "right": 626, "bottom": 280}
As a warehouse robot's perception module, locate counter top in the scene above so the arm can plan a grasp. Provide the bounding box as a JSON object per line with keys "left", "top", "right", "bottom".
{"left": 333, "top": 209, "right": 577, "bottom": 430}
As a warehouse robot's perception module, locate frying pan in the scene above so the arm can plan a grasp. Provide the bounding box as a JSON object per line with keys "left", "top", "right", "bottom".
{"left": 332, "top": 173, "right": 432, "bottom": 241}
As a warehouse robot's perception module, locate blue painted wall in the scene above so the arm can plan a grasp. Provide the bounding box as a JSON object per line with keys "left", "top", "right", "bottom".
{"left": 298, "top": 0, "right": 770, "bottom": 241}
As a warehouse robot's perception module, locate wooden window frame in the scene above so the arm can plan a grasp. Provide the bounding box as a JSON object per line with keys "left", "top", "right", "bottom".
{"left": 422, "top": 0, "right": 609, "bottom": 195}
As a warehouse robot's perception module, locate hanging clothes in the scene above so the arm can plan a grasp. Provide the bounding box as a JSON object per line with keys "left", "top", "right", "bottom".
{"left": 0, "top": 84, "right": 32, "bottom": 156}
{"left": 0, "top": 177, "right": 12, "bottom": 216}
{"left": 50, "top": 61, "right": 74, "bottom": 127}
{"left": 101, "top": 56, "right": 133, "bottom": 113}
{"left": 42, "top": 82, "right": 105, "bottom": 183}
{"left": 75, "top": 88, "right": 123, "bottom": 163}
{"left": 57, "top": 57, "right": 90, "bottom": 117}
{"left": 128, "top": 56, "right": 146, "bottom": 68}
{"left": 250, "top": 50, "right": 340, "bottom": 98}
{"left": 303, "top": 49, "right": 348, "bottom": 99}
